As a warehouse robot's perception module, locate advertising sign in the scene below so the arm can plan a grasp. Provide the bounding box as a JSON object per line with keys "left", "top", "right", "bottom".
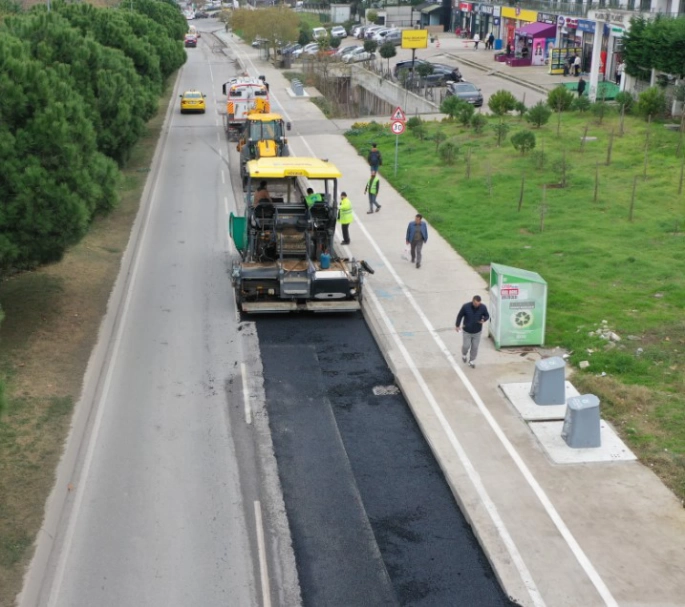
{"left": 549, "top": 46, "right": 582, "bottom": 74}
{"left": 489, "top": 263, "right": 547, "bottom": 349}
{"left": 401, "top": 29, "right": 429, "bottom": 49}
{"left": 537, "top": 12, "right": 558, "bottom": 24}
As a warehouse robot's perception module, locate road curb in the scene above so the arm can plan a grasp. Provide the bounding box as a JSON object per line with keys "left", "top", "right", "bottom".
{"left": 17, "top": 71, "right": 184, "bottom": 607}
{"left": 361, "top": 299, "right": 530, "bottom": 607}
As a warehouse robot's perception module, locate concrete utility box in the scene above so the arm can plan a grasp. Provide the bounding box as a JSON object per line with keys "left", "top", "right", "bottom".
{"left": 489, "top": 263, "right": 548, "bottom": 349}
{"left": 562, "top": 395, "right": 601, "bottom": 448}
{"left": 530, "top": 357, "right": 566, "bottom": 405}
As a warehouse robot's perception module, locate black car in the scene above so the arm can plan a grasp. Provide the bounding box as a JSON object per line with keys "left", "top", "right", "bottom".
{"left": 393, "top": 60, "right": 461, "bottom": 85}
{"left": 195, "top": 11, "right": 209, "bottom": 18}
{"left": 445, "top": 81, "right": 484, "bottom": 107}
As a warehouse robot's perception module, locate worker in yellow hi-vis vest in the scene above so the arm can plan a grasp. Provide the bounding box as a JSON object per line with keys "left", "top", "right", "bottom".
{"left": 338, "top": 192, "right": 353, "bottom": 245}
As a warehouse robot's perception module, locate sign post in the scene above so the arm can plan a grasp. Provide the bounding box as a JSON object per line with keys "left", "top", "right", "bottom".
{"left": 390, "top": 106, "right": 407, "bottom": 176}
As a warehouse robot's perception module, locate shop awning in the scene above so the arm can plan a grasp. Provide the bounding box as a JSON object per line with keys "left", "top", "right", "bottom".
{"left": 515, "top": 22, "right": 556, "bottom": 38}
{"left": 420, "top": 3, "right": 443, "bottom": 14}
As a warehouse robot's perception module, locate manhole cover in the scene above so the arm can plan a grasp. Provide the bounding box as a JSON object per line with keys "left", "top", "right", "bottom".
{"left": 372, "top": 385, "right": 400, "bottom": 396}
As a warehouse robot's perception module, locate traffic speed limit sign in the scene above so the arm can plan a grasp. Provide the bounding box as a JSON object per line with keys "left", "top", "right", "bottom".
{"left": 391, "top": 120, "right": 406, "bottom": 135}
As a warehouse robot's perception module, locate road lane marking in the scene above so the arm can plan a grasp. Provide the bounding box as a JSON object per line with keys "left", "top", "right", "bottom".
{"left": 226, "top": 36, "right": 618, "bottom": 605}
{"left": 241, "top": 362, "right": 252, "bottom": 425}
{"left": 254, "top": 500, "right": 271, "bottom": 607}
{"left": 46, "top": 68, "right": 181, "bottom": 607}
{"left": 221, "top": 169, "right": 226, "bottom": 184}
{"left": 363, "top": 285, "right": 546, "bottom": 607}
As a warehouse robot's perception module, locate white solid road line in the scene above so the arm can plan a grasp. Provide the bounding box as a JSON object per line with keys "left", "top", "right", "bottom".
{"left": 229, "top": 36, "right": 617, "bottom": 606}
{"left": 353, "top": 218, "right": 619, "bottom": 607}
{"left": 221, "top": 169, "right": 226, "bottom": 184}
{"left": 364, "top": 286, "right": 546, "bottom": 607}
{"left": 254, "top": 500, "right": 272, "bottom": 607}
{"left": 46, "top": 69, "right": 180, "bottom": 607}
{"left": 241, "top": 362, "right": 252, "bottom": 425}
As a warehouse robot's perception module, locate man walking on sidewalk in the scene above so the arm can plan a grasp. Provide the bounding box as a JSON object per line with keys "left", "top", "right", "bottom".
{"left": 338, "top": 191, "right": 353, "bottom": 245}
{"left": 367, "top": 143, "right": 383, "bottom": 172}
{"left": 455, "top": 295, "right": 489, "bottom": 368}
{"left": 405, "top": 214, "right": 428, "bottom": 268}
{"left": 364, "top": 171, "right": 381, "bottom": 214}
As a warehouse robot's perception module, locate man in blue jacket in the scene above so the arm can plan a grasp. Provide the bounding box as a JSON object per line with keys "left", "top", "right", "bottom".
{"left": 405, "top": 214, "right": 428, "bottom": 269}
{"left": 455, "top": 295, "right": 489, "bottom": 368}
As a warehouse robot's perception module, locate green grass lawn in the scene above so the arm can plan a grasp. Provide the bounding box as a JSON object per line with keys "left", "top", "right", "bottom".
{"left": 346, "top": 111, "right": 685, "bottom": 500}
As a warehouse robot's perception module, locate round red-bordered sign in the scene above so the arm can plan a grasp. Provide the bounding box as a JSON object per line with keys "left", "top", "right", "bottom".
{"left": 391, "top": 120, "right": 406, "bottom": 135}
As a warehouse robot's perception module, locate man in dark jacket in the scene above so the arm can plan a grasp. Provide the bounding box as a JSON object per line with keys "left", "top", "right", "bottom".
{"left": 455, "top": 295, "right": 489, "bottom": 368}
{"left": 405, "top": 214, "right": 428, "bottom": 268}
{"left": 367, "top": 143, "right": 383, "bottom": 172}
{"left": 577, "top": 77, "right": 586, "bottom": 97}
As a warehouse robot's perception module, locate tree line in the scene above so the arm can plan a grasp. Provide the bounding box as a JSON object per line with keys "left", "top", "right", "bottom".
{"left": 0, "top": 0, "right": 187, "bottom": 278}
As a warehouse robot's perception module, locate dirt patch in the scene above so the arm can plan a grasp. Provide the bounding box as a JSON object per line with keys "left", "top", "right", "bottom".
{"left": 0, "top": 78, "right": 176, "bottom": 607}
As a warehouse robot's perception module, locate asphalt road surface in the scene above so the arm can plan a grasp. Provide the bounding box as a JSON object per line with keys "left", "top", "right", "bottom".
{"left": 31, "top": 38, "right": 290, "bottom": 607}
{"left": 257, "top": 315, "right": 518, "bottom": 607}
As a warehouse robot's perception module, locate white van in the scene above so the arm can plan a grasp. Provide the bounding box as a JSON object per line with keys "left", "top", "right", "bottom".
{"left": 312, "top": 27, "right": 328, "bottom": 41}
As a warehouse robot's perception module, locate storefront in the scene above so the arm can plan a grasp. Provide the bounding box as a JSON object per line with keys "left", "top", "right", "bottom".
{"left": 577, "top": 19, "right": 604, "bottom": 77}
{"left": 500, "top": 6, "right": 538, "bottom": 51}
{"left": 452, "top": 1, "right": 474, "bottom": 36}
{"left": 514, "top": 21, "right": 556, "bottom": 66}
{"left": 591, "top": 10, "right": 629, "bottom": 84}
{"left": 475, "top": 3, "right": 494, "bottom": 40}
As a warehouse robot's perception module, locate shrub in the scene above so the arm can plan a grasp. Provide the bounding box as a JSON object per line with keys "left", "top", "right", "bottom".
{"left": 408, "top": 117, "right": 427, "bottom": 140}
{"left": 458, "top": 102, "right": 475, "bottom": 127}
{"left": 433, "top": 129, "right": 447, "bottom": 152}
{"left": 547, "top": 86, "right": 575, "bottom": 111}
{"left": 363, "top": 39, "right": 378, "bottom": 54}
{"left": 406, "top": 116, "right": 422, "bottom": 129}
{"left": 440, "top": 95, "right": 463, "bottom": 120}
{"left": 439, "top": 138, "right": 459, "bottom": 164}
{"left": 571, "top": 96, "right": 591, "bottom": 112}
{"left": 590, "top": 100, "right": 613, "bottom": 123}
{"left": 329, "top": 36, "right": 341, "bottom": 49}
{"left": 366, "top": 9, "right": 378, "bottom": 23}
{"left": 525, "top": 101, "right": 552, "bottom": 128}
{"left": 488, "top": 90, "right": 517, "bottom": 116}
{"left": 471, "top": 113, "right": 487, "bottom": 133}
{"left": 614, "top": 91, "right": 635, "bottom": 113}
{"left": 637, "top": 87, "right": 666, "bottom": 120}
{"left": 511, "top": 130, "right": 536, "bottom": 154}
{"left": 491, "top": 121, "right": 511, "bottom": 146}
{"left": 514, "top": 100, "right": 527, "bottom": 117}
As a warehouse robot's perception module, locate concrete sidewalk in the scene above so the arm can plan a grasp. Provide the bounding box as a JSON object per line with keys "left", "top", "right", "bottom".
{"left": 216, "top": 31, "right": 685, "bottom": 607}
{"left": 431, "top": 34, "right": 575, "bottom": 95}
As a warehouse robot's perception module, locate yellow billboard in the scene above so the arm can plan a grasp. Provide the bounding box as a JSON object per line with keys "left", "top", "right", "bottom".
{"left": 401, "top": 30, "right": 429, "bottom": 50}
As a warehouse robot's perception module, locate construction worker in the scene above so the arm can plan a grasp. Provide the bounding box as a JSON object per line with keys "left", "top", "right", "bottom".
{"left": 364, "top": 171, "right": 381, "bottom": 214}
{"left": 338, "top": 192, "right": 353, "bottom": 245}
{"left": 305, "top": 187, "right": 323, "bottom": 208}
{"left": 253, "top": 181, "right": 272, "bottom": 206}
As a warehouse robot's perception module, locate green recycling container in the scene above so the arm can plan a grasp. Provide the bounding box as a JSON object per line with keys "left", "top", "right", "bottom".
{"left": 489, "top": 263, "right": 547, "bottom": 349}
{"left": 229, "top": 213, "right": 247, "bottom": 252}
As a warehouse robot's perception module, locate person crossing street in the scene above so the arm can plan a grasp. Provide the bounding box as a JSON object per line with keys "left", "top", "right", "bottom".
{"left": 338, "top": 191, "right": 353, "bottom": 245}
{"left": 364, "top": 171, "right": 381, "bottom": 214}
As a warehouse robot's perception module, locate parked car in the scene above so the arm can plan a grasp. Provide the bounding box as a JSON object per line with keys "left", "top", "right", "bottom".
{"left": 342, "top": 47, "right": 375, "bottom": 64}
{"left": 279, "top": 43, "right": 302, "bottom": 56}
{"left": 393, "top": 59, "right": 462, "bottom": 84}
{"left": 194, "top": 11, "right": 209, "bottom": 18}
{"left": 384, "top": 30, "right": 402, "bottom": 46}
{"left": 347, "top": 22, "right": 361, "bottom": 35}
{"left": 364, "top": 25, "right": 384, "bottom": 39}
{"left": 312, "top": 27, "right": 328, "bottom": 41}
{"left": 445, "top": 81, "right": 483, "bottom": 106}
{"left": 330, "top": 25, "right": 347, "bottom": 38}
{"left": 302, "top": 42, "right": 321, "bottom": 56}
{"left": 334, "top": 44, "right": 361, "bottom": 58}
{"left": 353, "top": 25, "right": 367, "bottom": 39}
{"left": 372, "top": 28, "right": 390, "bottom": 42}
